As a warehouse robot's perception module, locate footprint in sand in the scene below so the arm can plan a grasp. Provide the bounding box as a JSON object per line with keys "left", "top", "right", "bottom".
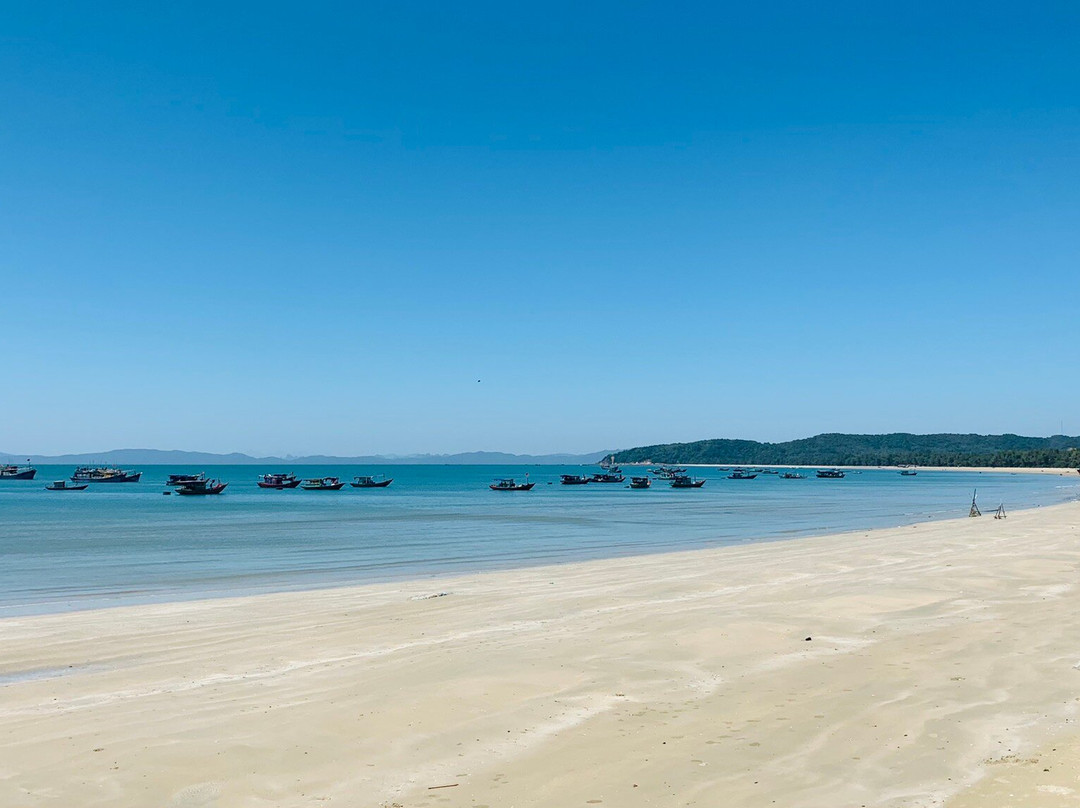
{"left": 168, "top": 782, "right": 221, "bottom": 807}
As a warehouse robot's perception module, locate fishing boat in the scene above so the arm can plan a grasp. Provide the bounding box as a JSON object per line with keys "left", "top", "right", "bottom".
{"left": 167, "top": 473, "right": 206, "bottom": 487}
{"left": 0, "top": 462, "right": 36, "bottom": 480}
{"left": 489, "top": 478, "right": 535, "bottom": 491}
{"left": 628, "top": 476, "right": 651, "bottom": 489}
{"left": 727, "top": 469, "right": 758, "bottom": 480}
{"left": 899, "top": 467, "right": 918, "bottom": 476}
{"left": 650, "top": 465, "right": 684, "bottom": 479}
{"left": 45, "top": 480, "right": 88, "bottom": 491}
{"left": 351, "top": 475, "right": 393, "bottom": 488}
{"left": 590, "top": 471, "right": 626, "bottom": 483}
{"left": 560, "top": 474, "right": 591, "bottom": 485}
{"left": 175, "top": 478, "right": 227, "bottom": 495}
{"left": 816, "top": 469, "right": 846, "bottom": 479}
{"left": 780, "top": 472, "right": 806, "bottom": 479}
{"left": 71, "top": 466, "right": 142, "bottom": 483}
{"left": 301, "top": 477, "right": 345, "bottom": 491}
{"left": 670, "top": 475, "right": 705, "bottom": 488}
{"left": 257, "top": 473, "right": 301, "bottom": 489}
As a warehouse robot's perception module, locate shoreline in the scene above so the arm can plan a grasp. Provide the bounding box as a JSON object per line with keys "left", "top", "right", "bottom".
{"left": 4, "top": 500, "right": 1080, "bottom": 806}
{"left": 673, "top": 464, "right": 1080, "bottom": 476}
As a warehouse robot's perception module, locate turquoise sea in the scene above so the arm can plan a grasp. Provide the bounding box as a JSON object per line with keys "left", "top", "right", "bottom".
{"left": 2, "top": 465, "right": 1078, "bottom": 616}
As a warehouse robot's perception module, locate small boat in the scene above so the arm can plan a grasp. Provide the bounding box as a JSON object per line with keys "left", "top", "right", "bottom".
{"left": 560, "top": 474, "right": 591, "bottom": 485}
{"left": 650, "top": 466, "right": 684, "bottom": 479}
{"left": 590, "top": 471, "right": 626, "bottom": 483}
{"left": 176, "top": 478, "right": 227, "bottom": 495}
{"left": 0, "top": 462, "right": 36, "bottom": 480}
{"left": 351, "top": 475, "right": 394, "bottom": 488}
{"left": 899, "top": 467, "right": 918, "bottom": 476}
{"left": 670, "top": 475, "right": 705, "bottom": 488}
{"left": 257, "top": 473, "right": 301, "bottom": 489}
{"left": 628, "top": 476, "right": 651, "bottom": 489}
{"left": 167, "top": 473, "right": 206, "bottom": 487}
{"left": 72, "top": 466, "right": 142, "bottom": 483}
{"left": 46, "top": 480, "right": 88, "bottom": 491}
{"left": 780, "top": 472, "right": 806, "bottom": 479}
{"left": 301, "top": 477, "right": 345, "bottom": 491}
{"left": 490, "top": 478, "right": 535, "bottom": 491}
{"left": 816, "top": 469, "right": 846, "bottom": 479}
{"left": 727, "top": 469, "right": 758, "bottom": 480}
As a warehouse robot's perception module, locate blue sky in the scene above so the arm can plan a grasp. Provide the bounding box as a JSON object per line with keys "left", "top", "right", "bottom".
{"left": 2, "top": 1, "right": 1078, "bottom": 455}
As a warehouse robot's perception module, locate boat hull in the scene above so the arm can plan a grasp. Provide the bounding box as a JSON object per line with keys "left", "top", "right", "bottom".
{"left": 351, "top": 480, "right": 393, "bottom": 488}
{"left": 489, "top": 483, "right": 535, "bottom": 491}
{"left": 258, "top": 480, "right": 301, "bottom": 489}
{"left": 46, "top": 483, "right": 88, "bottom": 491}
{"left": 301, "top": 483, "right": 345, "bottom": 491}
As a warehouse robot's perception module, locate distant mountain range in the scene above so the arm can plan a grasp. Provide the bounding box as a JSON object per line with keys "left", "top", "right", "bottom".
{"left": 0, "top": 448, "right": 611, "bottom": 466}
{"left": 613, "top": 433, "right": 1080, "bottom": 468}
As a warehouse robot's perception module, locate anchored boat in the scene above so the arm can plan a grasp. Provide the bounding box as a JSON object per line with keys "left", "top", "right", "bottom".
{"left": 351, "top": 475, "right": 393, "bottom": 488}
{"left": 0, "top": 462, "right": 36, "bottom": 480}
{"left": 628, "top": 476, "right": 651, "bottom": 489}
{"left": 167, "top": 473, "right": 206, "bottom": 487}
{"left": 45, "top": 480, "right": 88, "bottom": 491}
{"left": 301, "top": 477, "right": 345, "bottom": 491}
{"left": 257, "top": 473, "right": 301, "bottom": 489}
{"left": 670, "top": 475, "right": 706, "bottom": 488}
{"left": 71, "top": 466, "right": 142, "bottom": 483}
{"left": 727, "top": 469, "right": 758, "bottom": 480}
{"left": 175, "top": 479, "right": 228, "bottom": 495}
{"left": 489, "top": 477, "right": 535, "bottom": 491}
{"left": 590, "top": 471, "right": 625, "bottom": 483}
{"left": 816, "top": 469, "right": 846, "bottom": 479}
{"left": 560, "top": 474, "right": 591, "bottom": 485}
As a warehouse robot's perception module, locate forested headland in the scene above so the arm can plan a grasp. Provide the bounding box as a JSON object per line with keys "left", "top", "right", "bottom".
{"left": 613, "top": 433, "right": 1080, "bottom": 468}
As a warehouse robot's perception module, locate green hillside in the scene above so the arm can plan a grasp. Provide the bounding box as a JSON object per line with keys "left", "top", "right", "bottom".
{"left": 613, "top": 433, "right": 1080, "bottom": 468}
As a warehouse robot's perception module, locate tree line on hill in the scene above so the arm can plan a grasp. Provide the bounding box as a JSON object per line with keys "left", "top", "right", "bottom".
{"left": 612, "top": 433, "right": 1080, "bottom": 468}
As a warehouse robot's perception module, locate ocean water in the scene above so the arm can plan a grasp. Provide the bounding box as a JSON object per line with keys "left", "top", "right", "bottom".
{"left": 2, "top": 465, "right": 1077, "bottom": 616}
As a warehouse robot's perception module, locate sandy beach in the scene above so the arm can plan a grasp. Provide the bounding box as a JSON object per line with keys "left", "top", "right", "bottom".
{"left": 3, "top": 500, "right": 1080, "bottom": 807}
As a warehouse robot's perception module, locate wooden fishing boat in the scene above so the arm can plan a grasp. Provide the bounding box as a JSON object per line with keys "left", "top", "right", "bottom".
{"left": 175, "top": 479, "right": 227, "bottom": 495}
{"left": 0, "top": 462, "right": 36, "bottom": 480}
{"left": 301, "top": 477, "right": 345, "bottom": 491}
{"left": 628, "top": 476, "right": 651, "bottom": 489}
{"left": 167, "top": 473, "right": 206, "bottom": 487}
{"left": 560, "top": 474, "right": 591, "bottom": 485}
{"left": 257, "top": 473, "right": 301, "bottom": 489}
{"left": 727, "top": 469, "right": 758, "bottom": 480}
{"left": 46, "top": 480, "right": 88, "bottom": 491}
{"left": 670, "top": 475, "right": 705, "bottom": 488}
{"left": 780, "top": 472, "right": 806, "bottom": 479}
{"left": 590, "top": 471, "right": 625, "bottom": 483}
{"left": 72, "top": 466, "right": 142, "bottom": 483}
{"left": 489, "top": 478, "right": 535, "bottom": 491}
{"left": 351, "top": 475, "right": 393, "bottom": 488}
{"left": 816, "top": 469, "right": 846, "bottom": 479}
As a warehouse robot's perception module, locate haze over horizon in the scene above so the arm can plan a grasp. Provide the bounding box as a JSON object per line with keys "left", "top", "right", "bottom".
{"left": 4, "top": 2, "right": 1078, "bottom": 456}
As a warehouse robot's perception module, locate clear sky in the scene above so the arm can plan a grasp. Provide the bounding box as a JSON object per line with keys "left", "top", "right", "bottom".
{"left": 2, "top": 1, "right": 1078, "bottom": 456}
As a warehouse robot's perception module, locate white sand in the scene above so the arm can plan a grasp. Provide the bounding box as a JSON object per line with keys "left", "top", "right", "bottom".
{"left": 3, "top": 501, "right": 1080, "bottom": 807}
